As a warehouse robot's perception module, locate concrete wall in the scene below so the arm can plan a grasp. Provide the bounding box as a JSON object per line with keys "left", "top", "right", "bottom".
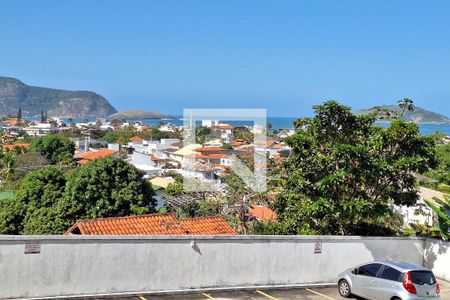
{"left": 424, "top": 238, "right": 450, "bottom": 281}
{"left": 0, "top": 236, "right": 426, "bottom": 299}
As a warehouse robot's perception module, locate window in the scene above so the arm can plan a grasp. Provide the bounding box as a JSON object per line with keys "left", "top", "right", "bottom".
{"left": 358, "top": 263, "right": 382, "bottom": 277}
{"left": 410, "top": 271, "right": 436, "bottom": 285}
{"left": 379, "top": 265, "right": 402, "bottom": 282}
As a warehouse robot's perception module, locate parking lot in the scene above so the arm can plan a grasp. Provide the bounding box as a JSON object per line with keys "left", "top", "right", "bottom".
{"left": 103, "top": 280, "right": 449, "bottom": 300}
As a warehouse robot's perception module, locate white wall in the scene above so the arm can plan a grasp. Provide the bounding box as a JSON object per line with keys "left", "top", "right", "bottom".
{"left": 0, "top": 236, "right": 426, "bottom": 299}
{"left": 424, "top": 238, "right": 450, "bottom": 281}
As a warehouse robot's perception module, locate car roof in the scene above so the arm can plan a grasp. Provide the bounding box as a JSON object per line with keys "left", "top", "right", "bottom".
{"left": 370, "top": 260, "right": 430, "bottom": 272}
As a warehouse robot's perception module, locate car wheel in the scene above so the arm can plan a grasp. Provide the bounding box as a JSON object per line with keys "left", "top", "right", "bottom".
{"left": 338, "top": 279, "right": 352, "bottom": 298}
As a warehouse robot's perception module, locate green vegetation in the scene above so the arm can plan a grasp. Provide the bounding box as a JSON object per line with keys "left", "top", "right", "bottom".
{"left": 30, "top": 135, "right": 75, "bottom": 164}
{"left": 424, "top": 133, "right": 450, "bottom": 187}
{"left": 0, "top": 76, "right": 117, "bottom": 117}
{"left": 102, "top": 127, "right": 179, "bottom": 144}
{"left": 232, "top": 126, "right": 254, "bottom": 143}
{"left": 424, "top": 195, "right": 450, "bottom": 238}
{"left": 108, "top": 110, "right": 167, "bottom": 120}
{"left": 355, "top": 103, "right": 450, "bottom": 124}
{"left": 273, "top": 101, "right": 437, "bottom": 235}
{"left": 0, "top": 157, "right": 155, "bottom": 234}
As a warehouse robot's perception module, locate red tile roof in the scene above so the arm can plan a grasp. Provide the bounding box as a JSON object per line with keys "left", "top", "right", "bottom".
{"left": 130, "top": 136, "right": 144, "bottom": 143}
{"left": 65, "top": 213, "right": 237, "bottom": 235}
{"left": 2, "top": 143, "right": 30, "bottom": 150}
{"left": 213, "top": 125, "right": 233, "bottom": 130}
{"left": 4, "top": 118, "right": 20, "bottom": 126}
{"left": 249, "top": 205, "right": 277, "bottom": 222}
{"left": 195, "top": 147, "right": 228, "bottom": 153}
{"left": 76, "top": 149, "right": 118, "bottom": 163}
{"left": 181, "top": 217, "right": 237, "bottom": 235}
{"left": 231, "top": 139, "right": 247, "bottom": 147}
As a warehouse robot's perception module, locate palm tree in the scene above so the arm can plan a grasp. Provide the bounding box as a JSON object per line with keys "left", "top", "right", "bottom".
{"left": 397, "top": 98, "right": 416, "bottom": 117}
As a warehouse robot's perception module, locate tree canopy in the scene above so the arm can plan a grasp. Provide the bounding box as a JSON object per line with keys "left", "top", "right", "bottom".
{"left": 30, "top": 135, "right": 75, "bottom": 164}
{"left": 0, "top": 157, "right": 156, "bottom": 234}
{"left": 63, "top": 156, "right": 156, "bottom": 220}
{"left": 273, "top": 101, "right": 438, "bottom": 235}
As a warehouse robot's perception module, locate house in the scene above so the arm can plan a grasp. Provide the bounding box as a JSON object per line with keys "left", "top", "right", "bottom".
{"left": 75, "top": 149, "right": 119, "bottom": 165}
{"left": 183, "top": 161, "right": 218, "bottom": 182}
{"left": 211, "top": 124, "right": 234, "bottom": 144}
{"left": 171, "top": 143, "right": 202, "bottom": 165}
{"left": 24, "top": 122, "right": 59, "bottom": 136}
{"left": 130, "top": 151, "right": 160, "bottom": 177}
{"left": 64, "top": 213, "right": 237, "bottom": 235}
{"left": 4, "top": 118, "right": 22, "bottom": 126}
{"left": 201, "top": 120, "right": 219, "bottom": 128}
{"left": 231, "top": 139, "right": 246, "bottom": 147}
{"left": 159, "top": 123, "right": 177, "bottom": 132}
{"left": 395, "top": 187, "right": 446, "bottom": 227}
{"left": 130, "top": 136, "right": 144, "bottom": 143}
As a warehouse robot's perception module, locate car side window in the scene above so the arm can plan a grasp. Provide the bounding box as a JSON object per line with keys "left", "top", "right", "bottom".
{"left": 379, "top": 265, "right": 402, "bottom": 282}
{"left": 358, "top": 263, "right": 382, "bottom": 277}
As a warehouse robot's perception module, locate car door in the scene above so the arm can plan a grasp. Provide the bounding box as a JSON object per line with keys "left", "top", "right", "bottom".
{"left": 373, "top": 265, "right": 403, "bottom": 300}
{"left": 351, "top": 263, "right": 383, "bottom": 299}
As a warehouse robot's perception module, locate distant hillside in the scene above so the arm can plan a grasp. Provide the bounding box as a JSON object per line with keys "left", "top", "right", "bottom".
{"left": 355, "top": 105, "right": 450, "bottom": 124}
{"left": 108, "top": 110, "right": 168, "bottom": 120}
{"left": 0, "top": 76, "right": 117, "bottom": 118}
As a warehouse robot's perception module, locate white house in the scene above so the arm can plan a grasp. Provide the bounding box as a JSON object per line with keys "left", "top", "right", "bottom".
{"left": 24, "top": 122, "right": 59, "bottom": 136}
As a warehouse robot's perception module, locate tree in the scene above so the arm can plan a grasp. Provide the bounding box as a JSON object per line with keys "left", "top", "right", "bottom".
{"left": 424, "top": 195, "right": 450, "bottom": 238}
{"left": 63, "top": 156, "right": 156, "bottom": 220}
{"left": 273, "top": 101, "right": 438, "bottom": 235}
{"left": 233, "top": 126, "right": 254, "bottom": 144}
{"left": 17, "top": 108, "right": 22, "bottom": 120}
{"left": 0, "top": 166, "right": 67, "bottom": 234}
{"left": 398, "top": 98, "right": 416, "bottom": 117}
{"left": 30, "top": 135, "right": 75, "bottom": 164}
{"left": 9, "top": 152, "right": 50, "bottom": 180}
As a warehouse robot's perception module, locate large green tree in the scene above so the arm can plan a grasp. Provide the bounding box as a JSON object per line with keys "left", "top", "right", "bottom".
{"left": 273, "top": 101, "right": 438, "bottom": 235}
{"left": 62, "top": 156, "right": 156, "bottom": 220}
{"left": 30, "top": 135, "right": 75, "bottom": 164}
{"left": 0, "top": 166, "right": 67, "bottom": 234}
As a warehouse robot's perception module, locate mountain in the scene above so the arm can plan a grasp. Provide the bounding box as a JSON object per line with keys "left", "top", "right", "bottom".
{"left": 355, "top": 105, "right": 450, "bottom": 124}
{"left": 108, "top": 110, "right": 168, "bottom": 120}
{"left": 0, "top": 76, "right": 117, "bottom": 118}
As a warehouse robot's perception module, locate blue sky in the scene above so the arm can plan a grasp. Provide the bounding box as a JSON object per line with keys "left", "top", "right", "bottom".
{"left": 1, "top": 0, "right": 450, "bottom": 117}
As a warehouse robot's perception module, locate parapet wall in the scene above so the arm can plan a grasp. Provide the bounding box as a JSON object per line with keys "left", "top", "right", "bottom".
{"left": 0, "top": 235, "right": 445, "bottom": 299}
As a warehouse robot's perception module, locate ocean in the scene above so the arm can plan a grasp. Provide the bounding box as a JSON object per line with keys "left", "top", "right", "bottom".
{"left": 61, "top": 117, "right": 450, "bottom": 136}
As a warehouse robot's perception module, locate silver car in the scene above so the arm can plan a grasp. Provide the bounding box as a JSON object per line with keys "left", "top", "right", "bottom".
{"left": 337, "top": 260, "right": 441, "bottom": 300}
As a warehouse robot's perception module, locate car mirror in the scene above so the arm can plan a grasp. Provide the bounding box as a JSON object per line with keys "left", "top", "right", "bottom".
{"left": 351, "top": 269, "right": 358, "bottom": 275}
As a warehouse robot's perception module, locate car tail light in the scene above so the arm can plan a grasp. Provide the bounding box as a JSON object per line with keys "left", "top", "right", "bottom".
{"left": 436, "top": 283, "right": 440, "bottom": 294}
{"left": 403, "top": 272, "right": 417, "bottom": 294}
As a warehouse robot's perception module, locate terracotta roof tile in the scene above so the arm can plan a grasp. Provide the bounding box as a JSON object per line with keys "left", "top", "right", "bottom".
{"left": 2, "top": 143, "right": 30, "bottom": 150}
{"left": 212, "top": 125, "right": 233, "bottom": 130}
{"left": 76, "top": 149, "right": 118, "bottom": 162}
{"left": 195, "top": 147, "right": 228, "bottom": 153}
{"left": 249, "top": 205, "right": 277, "bottom": 222}
{"left": 130, "top": 136, "right": 144, "bottom": 142}
{"left": 181, "top": 216, "right": 237, "bottom": 235}
{"left": 65, "top": 213, "right": 236, "bottom": 235}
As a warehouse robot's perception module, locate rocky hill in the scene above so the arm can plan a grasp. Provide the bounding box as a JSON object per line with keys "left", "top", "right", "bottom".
{"left": 108, "top": 110, "right": 168, "bottom": 120}
{"left": 0, "top": 76, "right": 117, "bottom": 118}
{"left": 355, "top": 105, "right": 450, "bottom": 124}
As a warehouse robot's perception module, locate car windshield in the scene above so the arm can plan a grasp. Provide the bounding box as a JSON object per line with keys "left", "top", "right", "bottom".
{"left": 409, "top": 271, "right": 436, "bottom": 285}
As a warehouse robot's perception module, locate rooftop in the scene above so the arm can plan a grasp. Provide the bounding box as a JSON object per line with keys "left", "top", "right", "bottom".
{"left": 75, "top": 149, "right": 119, "bottom": 164}
{"left": 65, "top": 213, "right": 237, "bottom": 235}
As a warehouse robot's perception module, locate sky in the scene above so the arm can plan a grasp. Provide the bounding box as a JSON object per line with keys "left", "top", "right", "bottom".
{"left": 1, "top": 0, "right": 450, "bottom": 117}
